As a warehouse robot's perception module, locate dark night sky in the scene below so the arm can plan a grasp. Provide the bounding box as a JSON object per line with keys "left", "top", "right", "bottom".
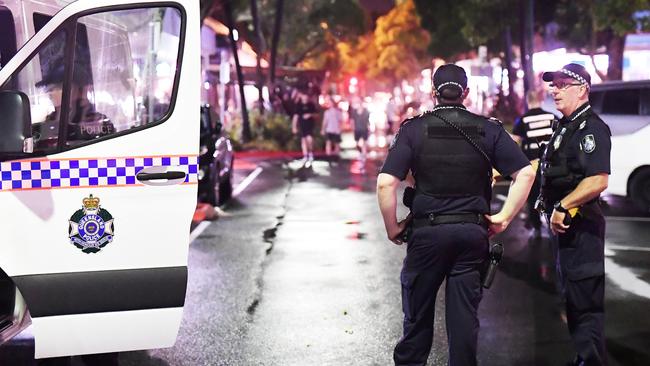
{"left": 358, "top": 0, "right": 395, "bottom": 19}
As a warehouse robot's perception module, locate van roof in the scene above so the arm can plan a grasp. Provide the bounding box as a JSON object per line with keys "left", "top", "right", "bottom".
{"left": 591, "top": 79, "right": 650, "bottom": 91}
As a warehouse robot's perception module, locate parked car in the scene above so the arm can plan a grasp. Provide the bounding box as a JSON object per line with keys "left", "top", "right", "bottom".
{"left": 198, "top": 104, "right": 234, "bottom": 206}
{"left": 589, "top": 80, "right": 650, "bottom": 212}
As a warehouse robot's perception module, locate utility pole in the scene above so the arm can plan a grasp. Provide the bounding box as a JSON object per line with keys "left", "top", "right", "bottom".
{"left": 224, "top": 0, "right": 251, "bottom": 142}
{"left": 520, "top": 0, "right": 535, "bottom": 108}
{"left": 269, "top": 0, "right": 284, "bottom": 99}
{"left": 251, "top": 0, "right": 266, "bottom": 114}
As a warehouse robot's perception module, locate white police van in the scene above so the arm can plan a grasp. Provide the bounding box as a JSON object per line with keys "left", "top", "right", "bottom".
{"left": 0, "top": 0, "right": 199, "bottom": 359}
{"left": 589, "top": 80, "right": 650, "bottom": 212}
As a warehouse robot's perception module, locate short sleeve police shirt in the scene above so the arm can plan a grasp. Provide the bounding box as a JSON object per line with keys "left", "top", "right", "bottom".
{"left": 380, "top": 105, "right": 530, "bottom": 214}
{"left": 577, "top": 115, "right": 611, "bottom": 177}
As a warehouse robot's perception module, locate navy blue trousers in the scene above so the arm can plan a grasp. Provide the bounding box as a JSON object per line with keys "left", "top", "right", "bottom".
{"left": 555, "top": 213, "right": 608, "bottom": 366}
{"left": 394, "top": 223, "right": 488, "bottom": 366}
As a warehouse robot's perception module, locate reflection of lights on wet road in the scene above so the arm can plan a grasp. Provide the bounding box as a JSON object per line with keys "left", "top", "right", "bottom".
{"left": 604, "top": 245, "right": 650, "bottom": 299}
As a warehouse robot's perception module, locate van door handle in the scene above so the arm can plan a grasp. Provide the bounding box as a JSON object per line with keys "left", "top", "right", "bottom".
{"left": 136, "top": 171, "right": 186, "bottom": 181}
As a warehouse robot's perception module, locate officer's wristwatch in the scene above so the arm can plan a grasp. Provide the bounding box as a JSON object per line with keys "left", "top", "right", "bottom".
{"left": 553, "top": 201, "right": 569, "bottom": 214}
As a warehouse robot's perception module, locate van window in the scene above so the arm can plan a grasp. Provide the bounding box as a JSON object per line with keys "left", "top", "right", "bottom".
{"left": 589, "top": 91, "right": 604, "bottom": 113}
{"left": 641, "top": 88, "right": 650, "bottom": 116}
{"left": 601, "top": 89, "right": 640, "bottom": 115}
{"left": 65, "top": 7, "right": 183, "bottom": 147}
{"left": 0, "top": 29, "right": 69, "bottom": 152}
{"left": 0, "top": 6, "right": 183, "bottom": 154}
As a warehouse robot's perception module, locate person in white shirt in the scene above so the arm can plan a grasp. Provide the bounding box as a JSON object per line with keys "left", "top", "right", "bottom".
{"left": 321, "top": 99, "right": 343, "bottom": 157}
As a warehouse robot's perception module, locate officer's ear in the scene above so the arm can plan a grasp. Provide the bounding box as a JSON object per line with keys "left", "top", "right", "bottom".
{"left": 461, "top": 87, "right": 470, "bottom": 100}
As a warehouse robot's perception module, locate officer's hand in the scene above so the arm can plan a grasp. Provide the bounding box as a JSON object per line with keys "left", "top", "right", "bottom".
{"left": 387, "top": 218, "right": 409, "bottom": 245}
{"left": 550, "top": 209, "right": 570, "bottom": 234}
{"left": 485, "top": 213, "right": 508, "bottom": 238}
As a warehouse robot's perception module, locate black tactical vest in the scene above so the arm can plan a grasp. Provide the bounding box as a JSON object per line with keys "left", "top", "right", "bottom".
{"left": 539, "top": 115, "right": 587, "bottom": 205}
{"left": 413, "top": 109, "right": 492, "bottom": 206}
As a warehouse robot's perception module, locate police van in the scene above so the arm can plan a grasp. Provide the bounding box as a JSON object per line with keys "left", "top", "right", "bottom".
{"left": 589, "top": 80, "right": 650, "bottom": 212}
{"left": 0, "top": 0, "right": 198, "bottom": 359}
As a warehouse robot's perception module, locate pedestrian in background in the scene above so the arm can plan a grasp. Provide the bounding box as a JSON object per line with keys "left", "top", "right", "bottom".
{"left": 349, "top": 98, "right": 369, "bottom": 163}
{"left": 377, "top": 64, "right": 534, "bottom": 366}
{"left": 321, "top": 98, "right": 343, "bottom": 158}
{"left": 539, "top": 63, "right": 611, "bottom": 366}
{"left": 512, "top": 89, "right": 556, "bottom": 238}
{"left": 386, "top": 96, "right": 399, "bottom": 137}
{"left": 292, "top": 91, "right": 317, "bottom": 163}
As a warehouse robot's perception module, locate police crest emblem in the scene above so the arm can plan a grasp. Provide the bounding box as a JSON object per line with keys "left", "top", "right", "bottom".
{"left": 68, "top": 194, "right": 114, "bottom": 253}
{"left": 581, "top": 134, "right": 596, "bottom": 153}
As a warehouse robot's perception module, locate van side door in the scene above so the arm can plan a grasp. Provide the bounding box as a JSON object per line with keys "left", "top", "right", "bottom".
{"left": 0, "top": 0, "right": 199, "bottom": 358}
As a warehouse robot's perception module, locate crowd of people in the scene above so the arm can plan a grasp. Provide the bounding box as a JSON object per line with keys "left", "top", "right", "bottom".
{"left": 273, "top": 84, "right": 416, "bottom": 168}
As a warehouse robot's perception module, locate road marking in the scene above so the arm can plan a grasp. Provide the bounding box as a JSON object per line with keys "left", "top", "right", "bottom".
{"left": 605, "top": 245, "right": 650, "bottom": 299}
{"left": 189, "top": 166, "right": 263, "bottom": 245}
{"left": 233, "top": 166, "right": 263, "bottom": 197}
{"left": 606, "top": 244, "right": 650, "bottom": 252}
{"left": 605, "top": 216, "right": 650, "bottom": 222}
{"left": 496, "top": 194, "right": 507, "bottom": 202}
{"left": 189, "top": 221, "right": 211, "bottom": 244}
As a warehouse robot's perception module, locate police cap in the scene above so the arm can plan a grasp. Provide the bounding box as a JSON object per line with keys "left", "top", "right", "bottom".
{"left": 433, "top": 64, "right": 467, "bottom": 99}
{"left": 542, "top": 63, "right": 591, "bottom": 87}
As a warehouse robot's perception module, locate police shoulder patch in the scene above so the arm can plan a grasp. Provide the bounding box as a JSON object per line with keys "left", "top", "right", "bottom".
{"left": 581, "top": 134, "right": 596, "bottom": 153}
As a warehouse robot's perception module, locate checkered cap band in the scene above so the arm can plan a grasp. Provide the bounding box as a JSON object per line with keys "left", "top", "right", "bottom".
{"left": 0, "top": 155, "right": 198, "bottom": 191}
{"left": 560, "top": 69, "right": 588, "bottom": 85}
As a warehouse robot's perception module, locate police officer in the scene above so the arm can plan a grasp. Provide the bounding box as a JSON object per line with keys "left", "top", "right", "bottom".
{"left": 377, "top": 64, "right": 535, "bottom": 366}
{"left": 539, "top": 63, "right": 611, "bottom": 366}
{"left": 512, "top": 90, "right": 556, "bottom": 237}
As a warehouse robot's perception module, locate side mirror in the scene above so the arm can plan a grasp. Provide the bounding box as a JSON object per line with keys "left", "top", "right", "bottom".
{"left": 0, "top": 91, "right": 33, "bottom": 153}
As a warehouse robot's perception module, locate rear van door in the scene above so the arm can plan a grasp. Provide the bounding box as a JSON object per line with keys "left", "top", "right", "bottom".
{"left": 0, "top": 0, "right": 199, "bottom": 358}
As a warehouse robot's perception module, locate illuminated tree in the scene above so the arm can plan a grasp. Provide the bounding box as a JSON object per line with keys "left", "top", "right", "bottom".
{"left": 370, "top": 0, "right": 430, "bottom": 84}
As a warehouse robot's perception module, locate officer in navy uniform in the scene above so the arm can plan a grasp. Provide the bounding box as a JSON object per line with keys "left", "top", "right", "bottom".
{"left": 377, "top": 64, "right": 535, "bottom": 366}
{"left": 539, "top": 63, "right": 611, "bottom": 366}
{"left": 512, "top": 90, "right": 557, "bottom": 237}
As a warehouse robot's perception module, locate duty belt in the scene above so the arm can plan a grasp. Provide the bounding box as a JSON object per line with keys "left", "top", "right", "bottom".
{"left": 412, "top": 213, "right": 487, "bottom": 229}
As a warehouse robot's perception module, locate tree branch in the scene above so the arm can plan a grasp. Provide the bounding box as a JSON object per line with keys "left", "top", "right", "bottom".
{"left": 289, "top": 40, "right": 325, "bottom": 66}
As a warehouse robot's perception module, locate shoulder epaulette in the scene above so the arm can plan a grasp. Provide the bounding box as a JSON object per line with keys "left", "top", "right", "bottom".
{"left": 401, "top": 113, "right": 423, "bottom": 125}
{"left": 487, "top": 117, "right": 503, "bottom": 126}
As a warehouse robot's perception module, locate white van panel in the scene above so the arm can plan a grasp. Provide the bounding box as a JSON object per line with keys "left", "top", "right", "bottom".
{"left": 32, "top": 307, "right": 183, "bottom": 358}
{"left": 607, "top": 126, "right": 650, "bottom": 196}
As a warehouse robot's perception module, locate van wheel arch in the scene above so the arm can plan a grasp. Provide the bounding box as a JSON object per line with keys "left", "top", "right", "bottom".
{"left": 628, "top": 166, "right": 650, "bottom": 213}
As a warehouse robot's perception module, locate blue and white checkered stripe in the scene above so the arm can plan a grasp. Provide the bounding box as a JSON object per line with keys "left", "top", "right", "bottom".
{"left": 0, "top": 155, "right": 198, "bottom": 191}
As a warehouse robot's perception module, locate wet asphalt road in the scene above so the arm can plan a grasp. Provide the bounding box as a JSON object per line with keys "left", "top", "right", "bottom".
{"left": 3, "top": 153, "right": 650, "bottom": 365}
